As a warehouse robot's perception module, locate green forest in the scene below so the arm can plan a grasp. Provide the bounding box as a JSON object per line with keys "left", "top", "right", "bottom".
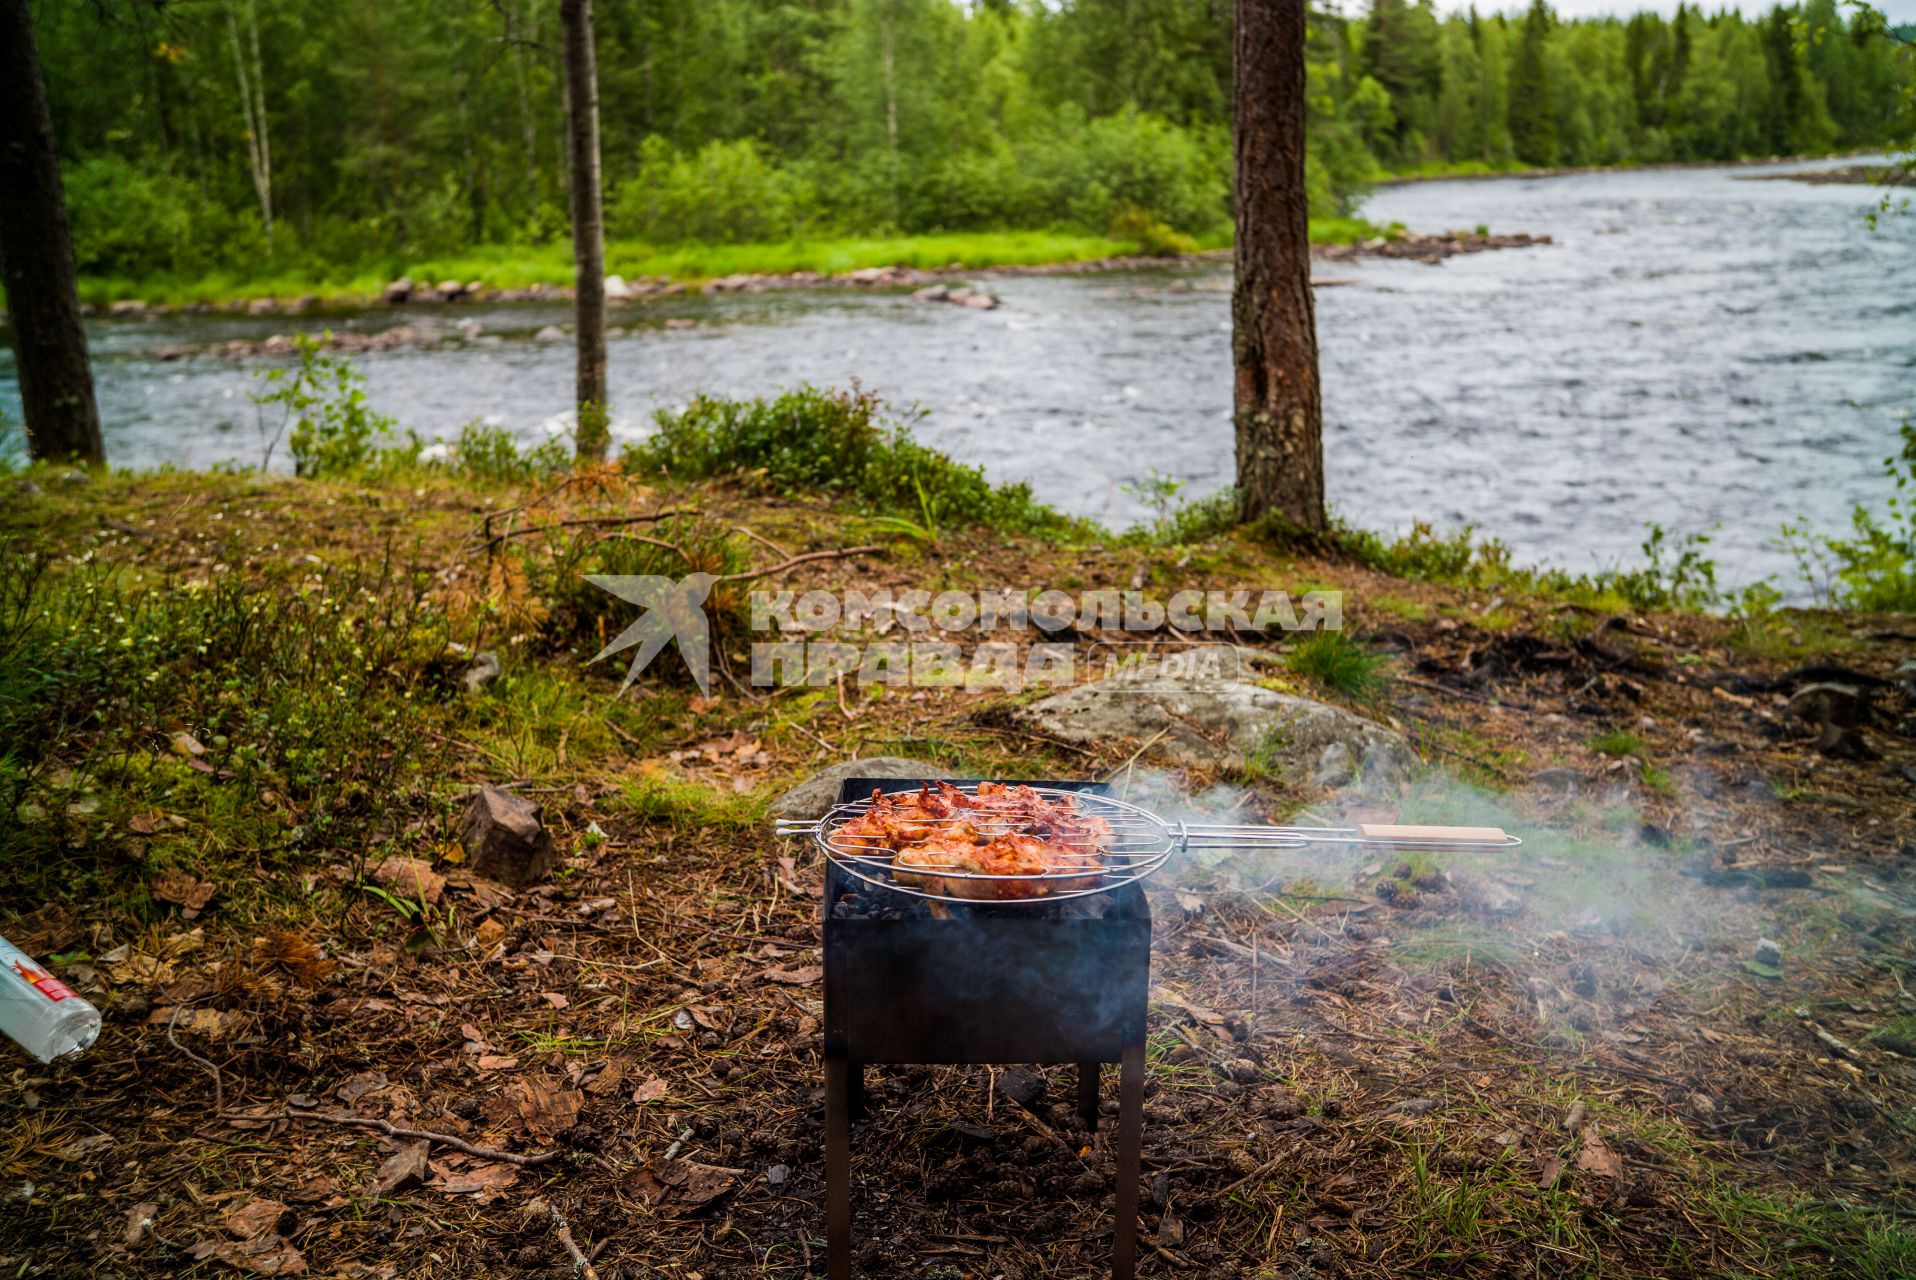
{"left": 34, "top": 0, "right": 1913, "bottom": 295}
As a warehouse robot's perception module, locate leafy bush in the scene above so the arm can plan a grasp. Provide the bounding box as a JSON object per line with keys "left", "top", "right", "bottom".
{"left": 1786, "top": 422, "right": 1916, "bottom": 612}
{"left": 252, "top": 334, "right": 396, "bottom": 478}
{"left": 625, "top": 385, "right": 1078, "bottom": 535}
{"left": 450, "top": 422, "right": 570, "bottom": 484}
{"left": 1109, "top": 206, "right": 1198, "bottom": 257}
{"left": 609, "top": 136, "right": 807, "bottom": 244}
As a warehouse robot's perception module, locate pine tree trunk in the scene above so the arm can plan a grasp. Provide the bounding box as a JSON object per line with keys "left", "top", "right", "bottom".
{"left": 0, "top": 0, "right": 104, "bottom": 465}
{"left": 1232, "top": 0, "right": 1323, "bottom": 531}
{"left": 561, "top": 0, "right": 608, "bottom": 462}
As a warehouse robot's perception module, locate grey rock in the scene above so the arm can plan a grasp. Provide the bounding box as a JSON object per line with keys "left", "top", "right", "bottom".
{"left": 9, "top": 480, "right": 43, "bottom": 501}
{"left": 54, "top": 468, "right": 91, "bottom": 489}
{"left": 383, "top": 277, "right": 414, "bottom": 304}
{"left": 457, "top": 786, "right": 558, "bottom": 887}
{"left": 1015, "top": 680, "right": 1413, "bottom": 790}
{"left": 911, "top": 284, "right": 950, "bottom": 303}
{"left": 1897, "top": 661, "right": 1916, "bottom": 699}
{"left": 768, "top": 757, "right": 954, "bottom": 820}
{"left": 461, "top": 650, "right": 501, "bottom": 695}
{"left": 534, "top": 324, "right": 565, "bottom": 341}
{"left": 1754, "top": 938, "right": 1782, "bottom": 969}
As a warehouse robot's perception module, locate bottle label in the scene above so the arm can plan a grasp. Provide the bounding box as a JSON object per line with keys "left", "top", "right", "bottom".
{"left": 11, "top": 959, "right": 74, "bottom": 1002}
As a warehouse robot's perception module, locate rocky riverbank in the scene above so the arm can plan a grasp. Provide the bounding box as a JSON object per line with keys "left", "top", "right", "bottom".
{"left": 1737, "top": 163, "right": 1911, "bottom": 187}
{"left": 84, "top": 228, "right": 1550, "bottom": 328}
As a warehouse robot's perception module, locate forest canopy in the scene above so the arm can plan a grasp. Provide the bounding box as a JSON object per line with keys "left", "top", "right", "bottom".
{"left": 33, "top": 0, "right": 1913, "bottom": 285}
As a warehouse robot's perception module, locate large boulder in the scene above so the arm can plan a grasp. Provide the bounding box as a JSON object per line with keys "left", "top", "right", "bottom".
{"left": 769, "top": 757, "right": 955, "bottom": 820}
{"left": 1015, "top": 680, "right": 1413, "bottom": 791}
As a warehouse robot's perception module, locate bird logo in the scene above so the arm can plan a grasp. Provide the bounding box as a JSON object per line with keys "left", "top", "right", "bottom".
{"left": 586, "top": 573, "right": 716, "bottom": 696}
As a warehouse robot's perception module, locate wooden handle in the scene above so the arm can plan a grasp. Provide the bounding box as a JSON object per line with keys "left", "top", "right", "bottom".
{"left": 1357, "top": 823, "right": 1509, "bottom": 845}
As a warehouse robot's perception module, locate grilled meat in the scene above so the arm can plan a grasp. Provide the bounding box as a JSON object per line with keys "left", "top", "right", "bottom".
{"left": 834, "top": 782, "right": 1109, "bottom": 900}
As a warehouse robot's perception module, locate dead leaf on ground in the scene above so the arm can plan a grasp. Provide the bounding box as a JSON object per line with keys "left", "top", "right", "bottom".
{"left": 224, "top": 1198, "right": 295, "bottom": 1241}
{"left": 431, "top": 1156, "right": 520, "bottom": 1201}
{"left": 333, "top": 1070, "right": 389, "bottom": 1104}
{"left": 507, "top": 1076, "right": 582, "bottom": 1140}
{"left": 476, "top": 1054, "right": 519, "bottom": 1071}
{"left": 761, "top": 965, "right": 823, "bottom": 986}
{"left": 188, "top": 1235, "right": 307, "bottom": 1276}
{"left": 1575, "top": 1127, "right": 1624, "bottom": 1180}
{"left": 152, "top": 868, "right": 219, "bottom": 915}
{"left": 50, "top": 1132, "right": 115, "bottom": 1161}
{"left": 371, "top": 856, "right": 445, "bottom": 905}
{"left": 251, "top": 931, "right": 337, "bottom": 985}
{"left": 147, "top": 1006, "right": 233, "bottom": 1037}
{"left": 539, "top": 991, "right": 569, "bottom": 1010}
{"left": 123, "top": 1201, "right": 160, "bottom": 1246}
{"left": 370, "top": 1140, "right": 431, "bottom": 1196}
{"left": 10, "top": 903, "right": 82, "bottom": 953}
{"left": 631, "top": 1077, "right": 668, "bottom": 1104}
{"left": 584, "top": 1058, "right": 627, "bottom": 1097}
{"left": 632, "top": 1158, "right": 738, "bottom": 1215}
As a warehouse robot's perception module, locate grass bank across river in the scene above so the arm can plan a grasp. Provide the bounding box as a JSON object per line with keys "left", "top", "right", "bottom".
{"left": 1, "top": 396, "right": 1913, "bottom": 1276}
{"left": 58, "top": 220, "right": 1382, "bottom": 312}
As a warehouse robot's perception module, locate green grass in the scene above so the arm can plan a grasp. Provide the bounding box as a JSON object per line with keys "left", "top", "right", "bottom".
{"left": 1589, "top": 728, "right": 1647, "bottom": 759}
{"left": 1284, "top": 630, "right": 1387, "bottom": 699}
{"left": 71, "top": 220, "right": 1384, "bottom": 308}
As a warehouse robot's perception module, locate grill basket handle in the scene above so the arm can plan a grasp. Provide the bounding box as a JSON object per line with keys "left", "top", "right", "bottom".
{"left": 1356, "top": 823, "right": 1510, "bottom": 846}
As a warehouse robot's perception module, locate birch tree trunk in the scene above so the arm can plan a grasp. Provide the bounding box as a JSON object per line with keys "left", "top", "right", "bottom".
{"left": 1232, "top": 0, "right": 1325, "bottom": 532}
{"left": 226, "top": 0, "right": 272, "bottom": 243}
{"left": 0, "top": 0, "right": 104, "bottom": 464}
{"left": 560, "top": 0, "right": 608, "bottom": 462}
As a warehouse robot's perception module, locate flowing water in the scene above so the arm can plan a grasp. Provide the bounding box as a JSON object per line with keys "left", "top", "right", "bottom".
{"left": 4, "top": 156, "right": 1911, "bottom": 590}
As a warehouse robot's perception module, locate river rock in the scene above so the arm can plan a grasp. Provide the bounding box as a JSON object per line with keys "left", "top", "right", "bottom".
{"left": 458, "top": 786, "right": 557, "bottom": 887}
{"left": 911, "top": 284, "right": 950, "bottom": 303}
{"left": 534, "top": 324, "right": 566, "bottom": 341}
{"left": 246, "top": 296, "right": 277, "bottom": 315}
{"left": 947, "top": 288, "right": 999, "bottom": 310}
{"left": 769, "top": 757, "right": 955, "bottom": 820}
{"left": 604, "top": 274, "right": 635, "bottom": 301}
{"left": 383, "top": 277, "right": 414, "bottom": 304}
{"left": 433, "top": 279, "right": 467, "bottom": 302}
{"left": 1015, "top": 680, "right": 1414, "bottom": 790}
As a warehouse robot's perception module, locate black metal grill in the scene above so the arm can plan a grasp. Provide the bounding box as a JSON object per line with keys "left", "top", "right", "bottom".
{"left": 821, "top": 778, "right": 1151, "bottom": 1279}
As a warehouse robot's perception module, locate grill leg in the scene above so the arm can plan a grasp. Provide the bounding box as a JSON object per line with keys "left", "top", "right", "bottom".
{"left": 825, "top": 1052, "right": 851, "bottom": 1280}
{"left": 1112, "top": 1038, "right": 1144, "bottom": 1280}
{"left": 848, "top": 1060, "right": 866, "bottom": 1121}
{"left": 1077, "top": 1061, "right": 1100, "bottom": 1131}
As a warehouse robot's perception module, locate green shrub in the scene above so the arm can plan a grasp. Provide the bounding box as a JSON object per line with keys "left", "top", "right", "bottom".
{"left": 450, "top": 421, "right": 570, "bottom": 484}
{"left": 1786, "top": 421, "right": 1916, "bottom": 612}
{"left": 609, "top": 136, "right": 806, "bottom": 244}
{"left": 253, "top": 334, "right": 395, "bottom": 478}
{"left": 625, "top": 385, "right": 1080, "bottom": 536}
{"left": 1109, "top": 205, "right": 1199, "bottom": 257}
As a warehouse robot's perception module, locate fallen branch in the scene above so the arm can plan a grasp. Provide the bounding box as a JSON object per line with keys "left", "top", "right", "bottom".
{"left": 717, "top": 544, "right": 883, "bottom": 583}
{"left": 534, "top": 1200, "right": 602, "bottom": 1280}
{"left": 482, "top": 509, "right": 699, "bottom": 551}
{"left": 248, "top": 1109, "right": 565, "bottom": 1168}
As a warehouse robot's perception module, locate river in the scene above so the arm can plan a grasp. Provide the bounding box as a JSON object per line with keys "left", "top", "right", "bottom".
{"left": 3, "top": 156, "right": 1911, "bottom": 592}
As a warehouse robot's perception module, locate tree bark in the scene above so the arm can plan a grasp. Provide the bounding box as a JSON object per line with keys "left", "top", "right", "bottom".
{"left": 0, "top": 0, "right": 104, "bottom": 465}
{"left": 560, "top": 0, "right": 608, "bottom": 462}
{"left": 226, "top": 0, "right": 272, "bottom": 243}
{"left": 1232, "top": 0, "right": 1324, "bottom": 532}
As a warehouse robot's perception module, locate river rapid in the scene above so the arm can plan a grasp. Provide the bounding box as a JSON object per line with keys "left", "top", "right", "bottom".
{"left": 4, "top": 156, "right": 1911, "bottom": 592}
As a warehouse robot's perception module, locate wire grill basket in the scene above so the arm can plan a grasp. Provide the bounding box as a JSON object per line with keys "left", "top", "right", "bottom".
{"left": 776, "top": 781, "right": 1522, "bottom": 907}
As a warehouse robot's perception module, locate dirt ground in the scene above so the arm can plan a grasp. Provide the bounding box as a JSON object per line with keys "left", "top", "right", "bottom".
{"left": 2, "top": 471, "right": 1913, "bottom": 1279}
